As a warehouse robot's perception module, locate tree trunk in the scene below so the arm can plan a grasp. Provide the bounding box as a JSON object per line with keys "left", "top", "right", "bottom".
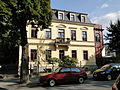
{"left": 20, "top": 21, "right": 29, "bottom": 83}
{"left": 20, "top": 44, "right": 29, "bottom": 83}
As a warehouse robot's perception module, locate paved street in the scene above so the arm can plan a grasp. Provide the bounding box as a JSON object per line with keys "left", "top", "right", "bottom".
{"left": 0, "top": 77, "right": 114, "bottom": 90}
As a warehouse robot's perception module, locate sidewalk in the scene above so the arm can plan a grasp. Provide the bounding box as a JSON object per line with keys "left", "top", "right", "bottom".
{"left": 0, "top": 75, "right": 41, "bottom": 90}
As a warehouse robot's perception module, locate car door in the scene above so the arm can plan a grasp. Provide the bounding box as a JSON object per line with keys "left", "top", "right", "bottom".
{"left": 111, "top": 65, "right": 119, "bottom": 78}
{"left": 71, "top": 67, "right": 81, "bottom": 81}
{"left": 56, "top": 68, "right": 72, "bottom": 83}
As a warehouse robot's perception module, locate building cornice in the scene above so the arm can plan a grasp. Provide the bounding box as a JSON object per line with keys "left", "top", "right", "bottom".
{"left": 28, "top": 43, "right": 95, "bottom": 47}
{"left": 52, "top": 20, "right": 95, "bottom": 27}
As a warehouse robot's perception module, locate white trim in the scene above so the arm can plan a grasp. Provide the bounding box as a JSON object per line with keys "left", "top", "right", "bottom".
{"left": 58, "top": 11, "right": 64, "bottom": 20}
{"left": 70, "top": 13, "right": 76, "bottom": 21}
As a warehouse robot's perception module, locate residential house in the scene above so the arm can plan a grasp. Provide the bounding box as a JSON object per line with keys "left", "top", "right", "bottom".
{"left": 19, "top": 9, "right": 97, "bottom": 72}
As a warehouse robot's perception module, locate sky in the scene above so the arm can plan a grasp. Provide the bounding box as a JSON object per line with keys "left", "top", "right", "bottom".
{"left": 51, "top": 0, "right": 120, "bottom": 34}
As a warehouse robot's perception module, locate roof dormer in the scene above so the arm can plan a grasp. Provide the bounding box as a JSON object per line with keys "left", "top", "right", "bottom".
{"left": 58, "top": 11, "right": 64, "bottom": 20}
{"left": 81, "top": 15, "right": 86, "bottom": 23}
{"left": 70, "top": 13, "right": 76, "bottom": 22}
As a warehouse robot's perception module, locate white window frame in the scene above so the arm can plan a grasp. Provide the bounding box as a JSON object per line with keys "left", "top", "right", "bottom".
{"left": 70, "top": 13, "right": 76, "bottom": 21}
{"left": 58, "top": 11, "right": 64, "bottom": 20}
{"left": 81, "top": 15, "right": 86, "bottom": 22}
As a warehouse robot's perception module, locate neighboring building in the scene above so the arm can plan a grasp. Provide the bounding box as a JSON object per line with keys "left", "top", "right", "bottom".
{"left": 94, "top": 25, "right": 104, "bottom": 65}
{"left": 102, "top": 44, "right": 116, "bottom": 57}
{"left": 19, "top": 9, "right": 96, "bottom": 72}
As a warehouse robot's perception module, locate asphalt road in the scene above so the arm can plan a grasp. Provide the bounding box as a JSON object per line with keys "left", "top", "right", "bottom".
{"left": 0, "top": 78, "right": 114, "bottom": 90}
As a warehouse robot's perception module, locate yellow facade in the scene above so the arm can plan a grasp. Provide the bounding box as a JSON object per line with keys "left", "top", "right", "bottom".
{"left": 25, "top": 19, "right": 96, "bottom": 71}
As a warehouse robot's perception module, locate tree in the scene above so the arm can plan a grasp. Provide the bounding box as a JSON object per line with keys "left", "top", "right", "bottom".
{"left": 46, "top": 57, "right": 60, "bottom": 71}
{"left": 46, "top": 56, "right": 78, "bottom": 70}
{"left": 1, "top": 0, "right": 52, "bottom": 83}
{"left": 59, "top": 56, "right": 78, "bottom": 67}
{"left": 0, "top": 1, "right": 12, "bottom": 61}
{"left": 36, "top": 38, "right": 46, "bottom": 74}
{"left": 0, "top": 1, "right": 20, "bottom": 64}
{"left": 106, "top": 19, "right": 120, "bottom": 59}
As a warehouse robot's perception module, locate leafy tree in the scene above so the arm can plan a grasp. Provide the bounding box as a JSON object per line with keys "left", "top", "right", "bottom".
{"left": 59, "top": 56, "right": 78, "bottom": 67}
{"left": 46, "top": 56, "right": 78, "bottom": 70}
{"left": 1, "top": 0, "right": 52, "bottom": 83}
{"left": 47, "top": 57, "right": 60, "bottom": 71}
{"left": 106, "top": 19, "right": 120, "bottom": 60}
{"left": 0, "top": 0, "right": 19, "bottom": 64}
{"left": 0, "top": 1, "right": 11, "bottom": 59}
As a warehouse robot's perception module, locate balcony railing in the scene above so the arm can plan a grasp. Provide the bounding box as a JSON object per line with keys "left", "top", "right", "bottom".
{"left": 55, "top": 38, "right": 70, "bottom": 44}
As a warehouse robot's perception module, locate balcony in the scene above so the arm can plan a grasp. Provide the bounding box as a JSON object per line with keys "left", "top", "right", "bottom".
{"left": 55, "top": 38, "right": 70, "bottom": 48}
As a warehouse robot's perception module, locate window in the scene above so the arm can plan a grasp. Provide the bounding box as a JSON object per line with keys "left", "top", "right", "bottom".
{"left": 71, "top": 68, "right": 80, "bottom": 72}
{"left": 58, "top": 29, "right": 65, "bottom": 38}
{"left": 83, "top": 51, "right": 88, "bottom": 60}
{"left": 46, "top": 50, "right": 51, "bottom": 60}
{"left": 72, "top": 50, "right": 77, "bottom": 58}
{"left": 46, "top": 28, "right": 51, "bottom": 39}
{"left": 31, "top": 49, "right": 37, "bottom": 61}
{"left": 71, "top": 30, "right": 76, "bottom": 40}
{"left": 95, "top": 33, "right": 100, "bottom": 42}
{"left": 58, "top": 13, "right": 64, "bottom": 20}
{"left": 82, "top": 31, "right": 87, "bottom": 41}
{"left": 81, "top": 16, "right": 85, "bottom": 22}
{"left": 71, "top": 14, "right": 75, "bottom": 21}
{"left": 60, "top": 68, "right": 70, "bottom": 73}
{"left": 31, "top": 29, "right": 37, "bottom": 38}
{"left": 59, "top": 50, "right": 64, "bottom": 60}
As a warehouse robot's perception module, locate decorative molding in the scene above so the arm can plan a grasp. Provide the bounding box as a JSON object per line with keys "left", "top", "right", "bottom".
{"left": 56, "top": 24, "right": 66, "bottom": 28}
{"left": 69, "top": 27, "right": 77, "bottom": 29}
{"left": 80, "top": 27, "right": 88, "bottom": 30}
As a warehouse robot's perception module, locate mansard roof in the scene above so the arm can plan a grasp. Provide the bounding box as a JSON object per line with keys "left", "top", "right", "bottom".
{"left": 52, "top": 9, "right": 92, "bottom": 24}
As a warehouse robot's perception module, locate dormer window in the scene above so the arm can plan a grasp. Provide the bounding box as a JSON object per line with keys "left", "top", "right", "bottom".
{"left": 58, "top": 12, "right": 64, "bottom": 20}
{"left": 70, "top": 13, "right": 76, "bottom": 21}
{"left": 81, "top": 16, "right": 85, "bottom": 22}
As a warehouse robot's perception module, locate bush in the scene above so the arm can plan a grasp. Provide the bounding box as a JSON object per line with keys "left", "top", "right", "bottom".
{"left": 59, "top": 56, "right": 78, "bottom": 67}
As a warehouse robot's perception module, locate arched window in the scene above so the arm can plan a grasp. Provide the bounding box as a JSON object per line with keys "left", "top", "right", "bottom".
{"left": 95, "top": 33, "right": 100, "bottom": 42}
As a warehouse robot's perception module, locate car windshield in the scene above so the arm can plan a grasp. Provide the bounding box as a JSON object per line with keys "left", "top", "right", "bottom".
{"left": 100, "top": 65, "right": 111, "bottom": 70}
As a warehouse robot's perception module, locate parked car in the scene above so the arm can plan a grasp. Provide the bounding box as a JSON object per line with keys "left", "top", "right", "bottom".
{"left": 93, "top": 63, "right": 120, "bottom": 80}
{"left": 112, "top": 74, "right": 120, "bottom": 90}
{"left": 39, "top": 67, "right": 87, "bottom": 87}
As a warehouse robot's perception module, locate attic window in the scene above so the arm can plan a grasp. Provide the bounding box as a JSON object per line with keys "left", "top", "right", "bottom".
{"left": 81, "top": 16, "right": 85, "bottom": 22}
{"left": 70, "top": 14, "right": 76, "bottom": 21}
{"left": 58, "top": 12, "right": 64, "bottom": 20}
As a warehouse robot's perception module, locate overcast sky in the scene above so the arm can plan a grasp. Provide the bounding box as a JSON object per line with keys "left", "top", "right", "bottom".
{"left": 51, "top": 0, "right": 120, "bottom": 31}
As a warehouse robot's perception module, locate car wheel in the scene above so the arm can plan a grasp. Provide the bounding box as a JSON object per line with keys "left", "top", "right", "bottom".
{"left": 48, "top": 79, "right": 56, "bottom": 87}
{"left": 107, "top": 75, "right": 112, "bottom": 81}
{"left": 78, "top": 77, "right": 84, "bottom": 84}
{"left": 93, "top": 77, "right": 98, "bottom": 81}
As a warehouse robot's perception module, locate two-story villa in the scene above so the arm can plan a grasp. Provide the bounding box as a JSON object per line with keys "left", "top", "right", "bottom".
{"left": 19, "top": 9, "right": 96, "bottom": 72}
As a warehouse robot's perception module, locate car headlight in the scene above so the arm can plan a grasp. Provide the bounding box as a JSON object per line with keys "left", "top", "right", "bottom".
{"left": 101, "top": 72, "right": 106, "bottom": 74}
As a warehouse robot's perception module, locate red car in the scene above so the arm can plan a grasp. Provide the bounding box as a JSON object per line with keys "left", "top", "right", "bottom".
{"left": 39, "top": 67, "right": 87, "bottom": 86}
